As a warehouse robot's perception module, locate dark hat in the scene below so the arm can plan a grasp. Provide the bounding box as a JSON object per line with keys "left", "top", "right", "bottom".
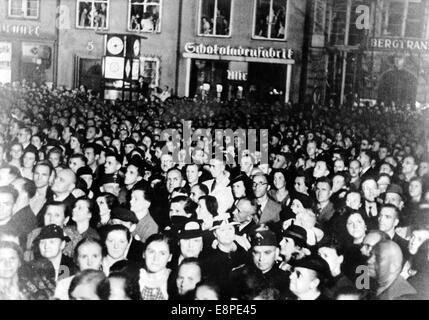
{"left": 228, "top": 172, "right": 252, "bottom": 187}
{"left": 111, "top": 207, "right": 138, "bottom": 224}
{"left": 99, "top": 173, "right": 121, "bottom": 185}
{"left": 250, "top": 229, "right": 278, "bottom": 247}
{"left": 282, "top": 224, "right": 308, "bottom": 248}
{"left": 36, "top": 225, "right": 70, "bottom": 242}
{"left": 45, "top": 138, "right": 61, "bottom": 148}
{"left": 124, "top": 138, "right": 137, "bottom": 146}
{"left": 178, "top": 220, "right": 204, "bottom": 239}
{"left": 128, "top": 156, "right": 146, "bottom": 171}
{"left": 105, "top": 150, "right": 124, "bottom": 164}
{"left": 291, "top": 192, "right": 314, "bottom": 210}
{"left": 291, "top": 254, "right": 331, "bottom": 280}
{"left": 210, "top": 214, "right": 239, "bottom": 231}
{"left": 130, "top": 148, "right": 146, "bottom": 160}
{"left": 77, "top": 166, "right": 93, "bottom": 177}
{"left": 385, "top": 184, "right": 403, "bottom": 198}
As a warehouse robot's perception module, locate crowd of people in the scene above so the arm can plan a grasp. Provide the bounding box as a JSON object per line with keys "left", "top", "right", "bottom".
{"left": 0, "top": 81, "right": 428, "bottom": 300}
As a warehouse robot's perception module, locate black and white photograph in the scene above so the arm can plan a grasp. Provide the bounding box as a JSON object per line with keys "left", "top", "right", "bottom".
{"left": 0, "top": 0, "right": 429, "bottom": 305}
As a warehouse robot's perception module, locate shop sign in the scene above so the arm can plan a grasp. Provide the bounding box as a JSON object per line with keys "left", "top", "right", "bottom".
{"left": 185, "top": 42, "right": 293, "bottom": 60}
{"left": 370, "top": 38, "right": 429, "bottom": 52}
{"left": 227, "top": 70, "right": 247, "bottom": 81}
{"left": 0, "top": 23, "right": 41, "bottom": 37}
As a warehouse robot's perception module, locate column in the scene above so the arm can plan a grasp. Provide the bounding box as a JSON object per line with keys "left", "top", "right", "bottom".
{"left": 340, "top": 0, "right": 352, "bottom": 105}
{"left": 184, "top": 57, "right": 192, "bottom": 97}
{"left": 285, "top": 63, "right": 292, "bottom": 103}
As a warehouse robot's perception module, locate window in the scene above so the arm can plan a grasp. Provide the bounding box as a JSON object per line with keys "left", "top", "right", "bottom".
{"left": 384, "top": 0, "right": 425, "bottom": 38}
{"left": 387, "top": 1, "right": 405, "bottom": 36}
{"left": 128, "top": 0, "right": 162, "bottom": 32}
{"left": 405, "top": 0, "right": 424, "bottom": 37}
{"left": 253, "top": 0, "right": 287, "bottom": 40}
{"left": 8, "top": 0, "right": 39, "bottom": 19}
{"left": 76, "top": 0, "right": 109, "bottom": 29}
{"left": 198, "top": 0, "right": 233, "bottom": 36}
{"left": 330, "top": 0, "right": 348, "bottom": 45}
{"left": 140, "top": 57, "right": 160, "bottom": 88}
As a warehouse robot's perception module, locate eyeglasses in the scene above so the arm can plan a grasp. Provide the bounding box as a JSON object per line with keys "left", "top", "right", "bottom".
{"left": 253, "top": 182, "right": 268, "bottom": 187}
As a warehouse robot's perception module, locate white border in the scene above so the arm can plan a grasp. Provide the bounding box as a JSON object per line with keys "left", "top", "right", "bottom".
{"left": 8, "top": 0, "right": 40, "bottom": 19}
{"left": 197, "top": 0, "right": 234, "bottom": 38}
{"left": 252, "top": 0, "right": 289, "bottom": 41}
{"left": 127, "top": 0, "right": 163, "bottom": 33}
{"left": 75, "top": 0, "right": 110, "bottom": 30}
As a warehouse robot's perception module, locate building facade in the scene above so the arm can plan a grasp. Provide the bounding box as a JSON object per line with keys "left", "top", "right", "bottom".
{"left": 0, "top": 0, "right": 307, "bottom": 103}
{"left": 304, "top": 0, "right": 429, "bottom": 106}
{"left": 0, "top": 0, "right": 58, "bottom": 85}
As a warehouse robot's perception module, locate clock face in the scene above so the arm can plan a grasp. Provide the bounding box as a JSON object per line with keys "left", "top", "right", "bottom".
{"left": 107, "top": 36, "right": 124, "bottom": 56}
{"left": 133, "top": 39, "right": 140, "bottom": 56}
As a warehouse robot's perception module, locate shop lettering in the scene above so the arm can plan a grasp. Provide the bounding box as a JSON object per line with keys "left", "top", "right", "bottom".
{"left": 185, "top": 42, "right": 293, "bottom": 60}
{"left": 0, "top": 23, "right": 40, "bottom": 37}
{"left": 370, "top": 38, "right": 429, "bottom": 52}
{"left": 227, "top": 70, "right": 247, "bottom": 81}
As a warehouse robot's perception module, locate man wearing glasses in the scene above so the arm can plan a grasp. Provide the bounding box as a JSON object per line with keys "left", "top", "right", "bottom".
{"left": 252, "top": 173, "right": 281, "bottom": 224}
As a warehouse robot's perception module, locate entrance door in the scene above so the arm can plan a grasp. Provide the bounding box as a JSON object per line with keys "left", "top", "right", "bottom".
{"left": 75, "top": 57, "right": 102, "bottom": 94}
{"left": 378, "top": 70, "right": 417, "bottom": 106}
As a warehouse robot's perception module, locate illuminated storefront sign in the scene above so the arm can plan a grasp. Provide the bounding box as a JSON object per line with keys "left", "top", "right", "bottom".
{"left": 370, "top": 38, "right": 429, "bottom": 52}
{"left": 0, "top": 23, "right": 41, "bottom": 37}
{"left": 184, "top": 42, "right": 293, "bottom": 60}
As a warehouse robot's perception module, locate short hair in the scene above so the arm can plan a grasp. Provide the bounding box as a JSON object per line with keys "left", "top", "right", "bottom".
{"left": 316, "top": 176, "right": 333, "bottom": 189}
{"left": 68, "top": 270, "right": 107, "bottom": 300}
{"left": 380, "top": 203, "right": 400, "bottom": 220}
{"left": 192, "top": 184, "right": 209, "bottom": 197}
{"left": 0, "top": 164, "right": 21, "bottom": 180}
{"left": 194, "top": 280, "right": 224, "bottom": 300}
{"left": 73, "top": 237, "right": 103, "bottom": 267}
{"left": 33, "top": 160, "right": 54, "bottom": 175}
{"left": 132, "top": 184, "right": 153, "bottom": 203}
{"left": 170, "top": 196, "right": 197, "bottom": 217}
{"left": 359, "top": 150, "right": 373, "bottom": 162}
{"left": 178, "top": 257, "right": 203, "bottom": 274}
{"left": 96, "top": 192, "right": 119, "bottom": 210}
{"left": 251, "top": 172, "right": 269, "bottom": 183}
{"left": 365, "top": 229, "right": 390, "bottom": 242}
{"left": 48, "top": 146, "right": 63, "bottom": 157}
{"left": 377, "top": 173, "right": 391, "bottom": 181}
{"left": 166, "top": 167, "right": 184, "bottom": 179}
{"left": 333, "top": 171, "right": 351, "bottom": 185}
{"left": 0, "top": 185, "right": 19, "bottom": 203}
{"left": 23, "top": 148, "right": 39, "bottom": 162}
{"left": 69, "top": 153, "right": 87, "bottom": 163}
{"left": 144, "top": 233, "right": 173, "bottom": 254}
{"left": 45, "top": 201, "right": 70, "bottom": 218}
{"left": 17, "top": 177, "right": 37, "bottom": 199}
{"left": 19, "top": 126, "right": 32, "bottom": 136}
{"left": 295, "top": 169, "right": 314, "bottom": 190}
{"left": 101, "top": 225, "right": 131, "bottom": 255}
{"left": 106, "top": 271, "right": 142, "bottom": 300}
{"left": 199, "top": 195, "right": 218, "bottom": 217}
